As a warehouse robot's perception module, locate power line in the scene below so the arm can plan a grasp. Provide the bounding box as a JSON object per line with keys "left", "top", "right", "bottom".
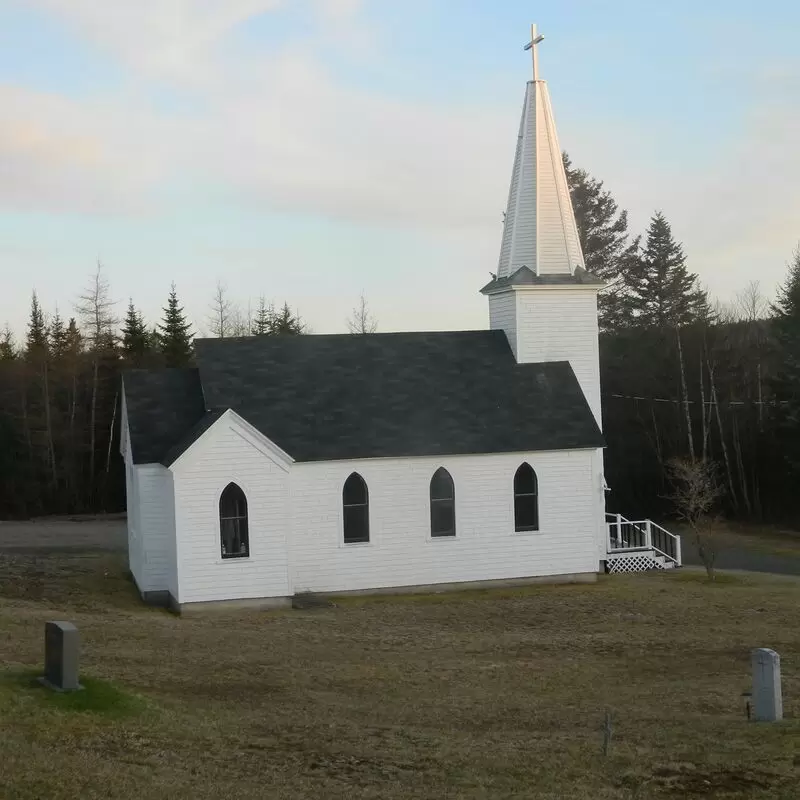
{"left": 603, "top": 393, "right": 787, "bottom": 407}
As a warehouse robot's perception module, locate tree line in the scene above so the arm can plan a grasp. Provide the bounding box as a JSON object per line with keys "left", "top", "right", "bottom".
{"left": 1, "top": 158, "right": 798, "bottom": 526}
{"left": 564, "top": 153, "right": 800, "bottom": 525}
{"left": 0, "top": 273, "right": 373, "bottom": 517}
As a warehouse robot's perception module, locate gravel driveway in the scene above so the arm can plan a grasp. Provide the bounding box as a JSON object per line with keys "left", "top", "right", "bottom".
{"left": 3, "top": 516, "right": 800, "bottom": 577}
{"left": 681, "top": 537, "right": 800, "bottom": 576}
{"left": 0, "top": 517, "right": 127, "bottom": 554}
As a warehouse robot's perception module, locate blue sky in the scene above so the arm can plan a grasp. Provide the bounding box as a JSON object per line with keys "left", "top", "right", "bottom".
{"left": 1, "top": 0, "right": 799, "bottom": 337}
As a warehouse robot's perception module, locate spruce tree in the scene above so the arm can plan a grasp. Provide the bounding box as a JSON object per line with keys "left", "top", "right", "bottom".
{"left": 626, "top": 212, "right": 709, "bottom": 327}
{"left": 563, "top": 153, "right": 639, "bottom": 330}
{"left": 0, "top": 324, "right": 15, "bottom": 361}
{"left": 253, "top": 297, "right": 273, "bottom": 336}
{"left": 65, "top": 318, "right": 82, "bottom": 354}
{"left": 158, "top": 284, "right": 194, "bottom": 367}
{"left": 121, "top": 300, "right": 150, "bottom": 366}
{"left": 26, "top": 291, "right": 48, "bottom": 357}
{"left": 769, "top": 246, "right": 800, "bottom": 479}
{"left": 269, "top": 302, "right": 305, "bottom": 335}
{"left": 49, "top": 310, "right": 68, "bottom": 361}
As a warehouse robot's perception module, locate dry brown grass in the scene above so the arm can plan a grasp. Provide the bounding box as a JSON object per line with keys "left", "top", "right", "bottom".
{"left": 1, "top": 552, "right": 799, "bottom": 799}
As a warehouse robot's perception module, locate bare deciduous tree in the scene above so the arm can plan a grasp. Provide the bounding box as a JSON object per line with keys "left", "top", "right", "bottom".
{"left": 75, "top": 263, "right": 117, "bottom": 503}
{"left": 734, "top": 280, "right": 768, "bottom": 323}
{"left": 209, "top": 281, "right": 235, "bottom": 338}
{"left": 666, "top": 457, "right": 724, "bottom": 580}
{"left": 347, "top": 293, "right": 378, "bottom": 334}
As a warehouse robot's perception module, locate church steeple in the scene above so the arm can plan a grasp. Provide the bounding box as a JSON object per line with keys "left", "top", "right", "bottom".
{"left": 482, "top": 26, "right": 603, "bottom": 428}
{"left": 496, "top": 25, "right": 584, "bottom": 278}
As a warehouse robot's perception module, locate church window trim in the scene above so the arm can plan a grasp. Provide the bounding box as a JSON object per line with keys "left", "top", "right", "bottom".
{"left": 513, "top": 463, "right": 539, "bottom": 533}
{"left": 219, "top": 482, "right": 250, "bottom": 559}
{"left": 342, "top": 473, "right": 370, "bottom": 545}
{"left": 429, "top": 467, "right": 456, "bottom": 538}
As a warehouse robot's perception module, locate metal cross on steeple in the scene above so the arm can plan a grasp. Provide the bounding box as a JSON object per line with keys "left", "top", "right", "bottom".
{"left": 523, "top": 23, "right": 544, "bottom": 81}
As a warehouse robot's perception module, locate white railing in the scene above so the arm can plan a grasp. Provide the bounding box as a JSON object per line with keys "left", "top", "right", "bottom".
{"left": 605, "top": 513, "right": 682, "bottom": 567}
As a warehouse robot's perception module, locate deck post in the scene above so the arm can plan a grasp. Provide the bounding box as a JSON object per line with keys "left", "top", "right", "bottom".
{"left": 675, "top": 533, "right": 682, "bottom": 566}
{"left": 615, "top": 514, "right": 622, "bottom": 548}
{"left": 645, "top": 519, "right": 652, "bottom": 549}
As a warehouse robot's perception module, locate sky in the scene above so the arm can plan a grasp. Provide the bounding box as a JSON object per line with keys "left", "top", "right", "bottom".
{"left": 1, "top": 0, "right": 799, "bottom": 338}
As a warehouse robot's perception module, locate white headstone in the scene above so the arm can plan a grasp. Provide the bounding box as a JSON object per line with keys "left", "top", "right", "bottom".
{"left": 751, "top": 648, "right": 782, "bottom": 722}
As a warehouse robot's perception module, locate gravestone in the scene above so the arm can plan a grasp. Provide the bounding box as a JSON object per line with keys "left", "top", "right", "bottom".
{"left": 39, "top": 621, "right": 82, "bottom": 692}
{"left": 751, "top": 648, "right": 782, "bottom": 722}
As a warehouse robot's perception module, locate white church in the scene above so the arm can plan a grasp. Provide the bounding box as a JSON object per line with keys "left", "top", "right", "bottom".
{"left": 120, "top": 26, "right": 681, "bottom": 611}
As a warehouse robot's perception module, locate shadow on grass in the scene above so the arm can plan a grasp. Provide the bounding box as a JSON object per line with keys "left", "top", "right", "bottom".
{"left": 1, "top": 669, "right": 145, "bottom": 718}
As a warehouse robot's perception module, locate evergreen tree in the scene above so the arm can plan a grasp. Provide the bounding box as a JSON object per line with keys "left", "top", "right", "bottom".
{"left": 49, "top": 310, "right": 68, "bottom": 361}
{"left": 253, "top": 297, "right": 273, "bottom": 336}
{"left": 158, "top": 284, "right": 194, "bottom": 367}
{"left": 26, "top": 291, "right": 48, "bottom": 357}
{"left": 269, "top": 302, "right": 305, "bottom": 335}
{"left": 563, "top": 153, "right": 639, "bottom": 330}
{"left": 626, "top": 212, "right": 710, "bottom": 327}
{"left": 65, "top": 318, "right": 82, "bottom": 354}
{"left": 147, "top": 327, "right": 161, "bottom": 352}
{"left": 0, "top": 324, "right": 15, "bottom": 361}
{"left": 770, "top": 246, "right": 800, "bottom": 475}
{"left": 770, "top": 249, "right": 800, "bottom": 399}
{"left": 121, "top": 300, "right": 150, "bottom": 366}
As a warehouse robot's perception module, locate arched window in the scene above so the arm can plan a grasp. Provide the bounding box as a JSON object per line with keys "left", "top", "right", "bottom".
{"left": 343, "top": 473, "right": 369, "bottom": 544}
{"left": 430, "top": 467, "right": 456, "bottom": 537}
{"left": 219, "top": 483, "right": 249, "bottom": 558}
{"left": 514, "top": 463, "right": 539, "bottom": 532}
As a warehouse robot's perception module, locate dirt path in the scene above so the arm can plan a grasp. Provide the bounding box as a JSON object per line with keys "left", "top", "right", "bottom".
{"left": 0, "top": 518, "right": 127, "bottom": 553}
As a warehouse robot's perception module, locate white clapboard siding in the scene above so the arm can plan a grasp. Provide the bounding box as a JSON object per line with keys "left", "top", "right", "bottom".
{"left": 488, "top": 292, "right": 518, "bottom": 358}
{"left": 131, "top": 407, "right": 604, "bottom": 603}
{"left": 133, "top": 465, "right": 176, "bottom": 593}
{"left": 515, "top": 289, "right": 602, "bottom": 426}
{"left": 288, "top": 449, "right": 600, "bottom": 595}
{"left": 122, "top": 420, "right": 144, "bottom": 590}
{"left": 171, "top": 415, "right": 291, "bottom": 604}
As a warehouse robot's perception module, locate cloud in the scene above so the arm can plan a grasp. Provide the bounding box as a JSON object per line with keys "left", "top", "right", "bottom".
{"left": 24, "top": 0, "right": 286, "bottom": 82}
{"left": 4, "top": 0, "right": 799, "bottom": 302}
{"left": 0, "top": 85, "right": 177, "bottom": 214}
{"left": 0, "top": 12, "right": 511, "bottom": 228}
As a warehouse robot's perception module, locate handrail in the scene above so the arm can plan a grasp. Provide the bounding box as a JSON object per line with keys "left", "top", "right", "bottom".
{"left": 606, "top": 516, "right": 682, "bottom": 566}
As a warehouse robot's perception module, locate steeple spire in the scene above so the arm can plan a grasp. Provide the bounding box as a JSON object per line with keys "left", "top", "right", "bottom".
{"left": 496, "top": 25, "right": 585, "bottom": 279}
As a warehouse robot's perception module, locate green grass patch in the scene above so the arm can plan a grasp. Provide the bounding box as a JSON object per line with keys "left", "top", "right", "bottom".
{"left": 1, "top": 668, "right": 145, "bottom": 718}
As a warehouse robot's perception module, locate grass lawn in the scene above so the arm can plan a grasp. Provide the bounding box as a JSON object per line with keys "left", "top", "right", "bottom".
{"left": 1, "top": 552, "right": 799, "bottom": 799}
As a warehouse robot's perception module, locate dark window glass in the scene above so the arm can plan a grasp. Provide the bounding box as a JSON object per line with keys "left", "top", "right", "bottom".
{"left": 219, "top": 483, "right": 249, "bottom": 558}
{"left": 343, "top": 473, "right": 369, "bottom": 543}
{"left": 514, "top": 463, "right": 539, "bottom": 531}
{"left": 430, "top": 467, "right": 455, "bottom": 537}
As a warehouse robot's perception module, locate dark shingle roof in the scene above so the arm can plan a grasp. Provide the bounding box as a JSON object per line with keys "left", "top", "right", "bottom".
{"left": 123, "top": 369, "right": 205, "bottom": 464}
{"left": 161, "top": 408, "right": 227, "bottom": 467}
{"left": 192, "top": 330, "right": 603, "bottom": 461}
{"left": 123, "top": 331, "right": 604, "bottom": 465}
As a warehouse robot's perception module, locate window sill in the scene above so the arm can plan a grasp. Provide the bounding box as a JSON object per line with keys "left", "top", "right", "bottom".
{"left": 427, "top": 534, "right": 457, "bottom": 542}
{"left": 512, "top": 528, "right": 544, "bottom": 536}
{"left": 341, "top": 540, "right": 372, "bottom": 548}
{"left": 216, "top": 556, "right": 251, "bottom": 564}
